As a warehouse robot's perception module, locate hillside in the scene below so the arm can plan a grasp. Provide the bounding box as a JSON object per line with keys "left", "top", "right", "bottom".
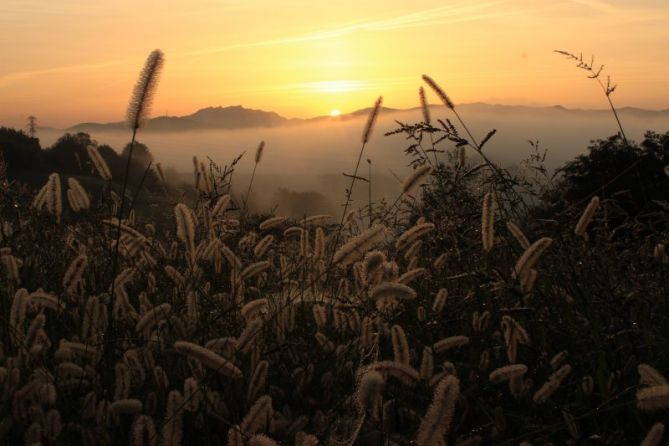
{"left": 64, "top": 103, "right": 669, "bottom": 134}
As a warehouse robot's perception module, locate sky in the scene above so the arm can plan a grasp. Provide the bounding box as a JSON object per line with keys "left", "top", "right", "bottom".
{"left": 1, "top": 0, "right": 668, "bottom": 128}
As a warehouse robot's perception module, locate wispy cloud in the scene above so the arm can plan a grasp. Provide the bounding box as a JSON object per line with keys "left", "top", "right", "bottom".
{"left": 0, "top": 2, "right": 510, "bottom": 88}
{"left": 564, "top": 0, "right": 669, "bottom": 21}
{"left": 564, "top": 0, "right": 619, "bottom": 14}
{"left": 0, "top": 1, "right": 113, "bottom": 18}
{"left": 278, "top": 77, "right": 417, "bottom": 93}
{"left": 176, "top": 2, "right": 516, "bottom": 57}
{"left": 0, "top": 60, "right": 125, "bottom": 89}
{"left": 198, "top": 76, "right": 417, "bottom": 97}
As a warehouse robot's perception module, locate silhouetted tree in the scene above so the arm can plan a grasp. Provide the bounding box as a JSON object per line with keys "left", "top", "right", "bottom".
{"left": 121, "top": 141, "right": 153, "bottom": 166}
{"left": 119, "top": 140, "right": 159, "bottom": 191}
{"left": 96, "top": 144, "right": 121, "bottom": 169}
{"left": 539, "top": 131, "right": 669, "bottom": 238}
{"left": 0, "top": 127, "right": 44, "bottom": 171}
{"left": 43, "top": 132, "right": 95, "bottom": 174}
{"left": 557, "top": 132, "right": 669, "bottom": 210}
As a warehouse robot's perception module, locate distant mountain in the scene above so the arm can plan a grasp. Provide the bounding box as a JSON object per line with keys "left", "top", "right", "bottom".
{"left": 66, "top": 103, "right": 669, "bottom": 133}
{"left": 69, "top": 122, "right": 126, "bottom": 132}
{"left": 68, "top": 105, "right": 295, "bottom": 133}
{"left": 183, "top": 105, "right": 290, "bottom": 128}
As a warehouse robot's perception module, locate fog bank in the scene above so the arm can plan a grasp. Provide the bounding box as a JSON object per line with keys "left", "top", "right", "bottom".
{"left": 37, "top": 105, "right": 669, "bottom": 216}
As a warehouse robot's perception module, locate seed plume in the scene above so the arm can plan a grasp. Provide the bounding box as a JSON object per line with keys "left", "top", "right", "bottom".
{"left": 86, "top": 145, "right": 112, "bottom": 180}
{"left": 419, "top": 86, "right": 431, "bottom": 124}
{"left": 356, "top": 370, "right": 384, "bottom": 413}
{"left": 402, "top": 165, "right": 432, "bottom": 195}
{"left": 512, "top": 237, "right": 553, "bottom": 282}
{"left": 416, "top": 375, "right": 460, "bottom": 445}
{"left": 506, "top": 221, "right": 530, "bottom": 249}
{"left": 575, "top": 196, "right": 600, "bottom": 238}
{"left": 638, "top": 364, "right": 668, "bottom": 387}
{"left": 126, "top": 49, "right": 164, "bottom": 130}
{"left": 391, "top": 325, "right": 411, "bottom": 365}
{"left": 174, "top": 203, "right": 196, "bottom": 262}
{"left": 259, "top": 216, "right": 287, "bottom": 231}
{"left": 637, "top": 385, "right": 669, "bottom": 411}
{"left": 641, "top": 423, "right": 665, "bottom": 446}
{"left": 174, "top": 341, "right": 242, "bottom": 379}
{"left": 334, "top": 224, "right": 386, "bottom": 266}
{"left": 481, "top": 192, "right": 495, "bottom": 252}
{"left": 396, "top": 222, "right": 435, "bottom": 251}
{"left": 489, "top": 364, "right": 528, "bottom": 384}
{"left": 255, "top": 141, "right": 265, "bottom": 164}
{"left": 362, "top": 96, "right": 383, "bottom": 144}
{"left": 422, "top": 75, "right": 455, "bottom": 109}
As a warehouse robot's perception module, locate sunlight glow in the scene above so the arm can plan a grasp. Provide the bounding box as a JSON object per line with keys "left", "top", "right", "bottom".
{"left": 330, "top": 108, "right": 341, "bottom": 117}
{"left": 1, "top": 0, "right": 669, "bottom": 127}
{"left": 300, "top": 80, "right": 366, "bottom": 93}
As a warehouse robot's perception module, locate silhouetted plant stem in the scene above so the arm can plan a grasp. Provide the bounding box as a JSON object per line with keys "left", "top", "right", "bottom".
{"left": 324, "top": 97, "right": 382, "bottom": 290}
{"left": 451, "top": 108, "right": 513, "bottom": 203}
{"left": 241, "top": 141, "right": 264, "bottom": 222}
{"left": 380, "top": 192, "right": 407, "bottom": 223}
{"left": 601, "top": 84, "right": 628, "bottom": 145}
{"left": 416, "top": 143, "right": 434, "bottom": 167}
{"left": 340, "top": 141, "right": 367, "bottom": 227}
{"left": 451, "top": 108, "right": 479, "bottom": 148}
{"left": 104, "top": 49, "right": 163, "bottom": 374}
{"left": 109, "top": 128, "right": 137, "bottom": 302}
{"left": 128, "top": 160, "right": 153, "bottom": 212}
{"left": 429, "top": 131, "right": 450, "bottom": 191}
{"left": 321, "top": 140, "right": 370, "bottom": 295}
{"left": 367, "top": 159, "right": 372, "bottom": 227}
{"left": 554, "top": 50, "right": 651, "bottom": 208}
{"left": 428, "top": 132, "right": 439, "bottom": 166}
{"left": 555, "top": 50, "right": 629, "bottom": 146}
{"left": 242, "top": 162, "right": 258, "bottom": 219}
{"left": 423, "top": 74, "right": 523, "bottom": 220}
{"left": 592, "top": 71, "right": 647, "bottom": 205}
{"left": 102, "top": 128, "right": 137, "bottom": 387}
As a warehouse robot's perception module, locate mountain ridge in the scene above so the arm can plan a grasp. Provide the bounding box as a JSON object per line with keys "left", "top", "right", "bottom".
{"left": 63, "top": 103, "right": 669, "bottom": 134}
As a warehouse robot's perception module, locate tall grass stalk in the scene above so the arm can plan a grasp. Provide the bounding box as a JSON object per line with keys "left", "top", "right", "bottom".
{"left": 107, "top": 49, "right": 163, "bottom": 363}
{"left": 554, "top": 50, "right": 651, "bottom": 208}
{"left": 422, "top": 74, "right": 525, "bottom": 219}
{"left": 242, "top": 141, "right": 265, "bottom": 220}
{"left": 325, "top": 97, "right": 382, "bottom": 283}
{"left": 367, "top": 159, "right": 372, "bottom": 227}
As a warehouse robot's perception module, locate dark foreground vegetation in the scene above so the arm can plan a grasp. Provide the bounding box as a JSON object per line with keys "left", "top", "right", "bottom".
{"left": 1, "top": 49, "right": 669, "bottom": 445}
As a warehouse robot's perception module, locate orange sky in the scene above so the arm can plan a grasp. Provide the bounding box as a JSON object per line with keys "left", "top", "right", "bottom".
{"left": 1, "top": 0, "right": 668, "bottom": 128}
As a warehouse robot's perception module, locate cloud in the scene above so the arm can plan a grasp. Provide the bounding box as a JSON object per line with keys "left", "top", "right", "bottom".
{"left": 276, "top": 77, "right": 417, "bottom": 93}
{"left": 0, "top": 1, "right": 524, "bottom": 88}
{"left": 176, "top": 2, "right": 516, "bottom": 57}
{"left": 564, "top": 0, "right": 669, "bottom": 21}
{"left": 0, "top": 60, "right": 125, "bottom": 89}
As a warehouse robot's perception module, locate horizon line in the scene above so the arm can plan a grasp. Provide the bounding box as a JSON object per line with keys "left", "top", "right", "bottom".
{"left": 19, "top": 101, "right": 669, "bottom": 130}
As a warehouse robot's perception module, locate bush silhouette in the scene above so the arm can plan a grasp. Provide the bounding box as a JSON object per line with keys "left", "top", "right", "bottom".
{"left": 119, "top": 141, "right": 160, "bottom": 191}
{"left": 557, "top": 131, "right": 669, "bottom": 216}
{"left": 0, "top": 127, "right": 44, "bottom": 172}
{"left": 43, "top": 132, "right": 96, "bottom": 175}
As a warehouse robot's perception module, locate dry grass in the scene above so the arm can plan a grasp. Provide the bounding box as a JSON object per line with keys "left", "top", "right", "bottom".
{"left": 0, "top": 51, "right": 668, "bottom": 445}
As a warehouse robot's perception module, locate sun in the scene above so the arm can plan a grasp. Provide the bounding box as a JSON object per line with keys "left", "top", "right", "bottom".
{"left": 330, "top": 108, "right": 341, "bottom": 117}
